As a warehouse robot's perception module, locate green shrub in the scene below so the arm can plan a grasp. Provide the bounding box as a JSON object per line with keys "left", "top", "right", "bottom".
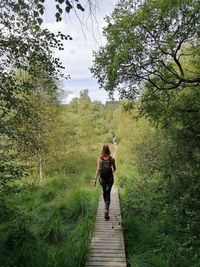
{"left": 0, "top": 218, "right": 47, "bottom": 267}
{"left": 42, "top": 212, "right": 67, "bottom": 243}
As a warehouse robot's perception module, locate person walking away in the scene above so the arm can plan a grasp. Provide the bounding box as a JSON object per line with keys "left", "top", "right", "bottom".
{"left": 94, "top": 144, "right": 116, "bottom": 220}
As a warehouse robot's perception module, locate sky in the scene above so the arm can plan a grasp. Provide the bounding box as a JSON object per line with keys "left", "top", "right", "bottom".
{"left": 43, "top": 0, "right": 119, "bottom": 104}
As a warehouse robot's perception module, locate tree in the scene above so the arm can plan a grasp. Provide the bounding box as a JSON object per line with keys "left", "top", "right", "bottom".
{"left": 0, "top": 0, "right": 66, "bottom": 142}
{"left": 91, "top": 1, "right": 200, "bottom": 263}
{"left": 0, "top": 68, "right": 59, "bottom": 190}
{"left": 0, "top": 0, "right": 66, "bottom": 188}
{"left": 0, "top": 0, "right": 68, "bottom": 81}
{"left": 91, "top": 0, "right": 200, "bottom": 99}
{"left": 0, "top": 0, "right": 102, "bottom": 190}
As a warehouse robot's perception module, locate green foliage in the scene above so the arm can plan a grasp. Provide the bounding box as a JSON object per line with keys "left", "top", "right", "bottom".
{"left": 0, "top": 171, "right": 100, "bottom": 267}
{"left": 0, "top": 1, "right": 121, "bottom": 266}
{"left": 0, "top": 1, "right": 66, "bottom": 80}
{"left": 91, "top": 0, "right": 200, "bottom": 99}
{"left": 42, "top": 212, "right": 67, "bottom": 243}
{"left": 0, "top": 0, "right": 67, "bottom": 191}
{"left": 11, "top": 0, "right": 92, "bottom": 22}
{"left": 91, "top": 0, "right": 200, "bottom": 265}
{"left": 0, "top": 92, "right": 120, "bottom": 266}
{"left": 0, "top": 69, "right": 59, "bottom": 191}
{"left": 116, "top": 102, "right": 200, "bottom": 266}
{"left": 0, "top": 214, "right": 47, "bottom": 267}
{"left": 0, "top": 136, "right": 29, "bottom": 193}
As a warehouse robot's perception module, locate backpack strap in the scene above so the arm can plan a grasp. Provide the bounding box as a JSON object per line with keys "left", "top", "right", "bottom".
{"left": 100, "top": 156, "right": 113, "bottom": 167}
{"left": 99, "top": 156, "right": 104, "bottom": 168}
{"left": 109, "top": 156, "right": 113, "bottom": 166}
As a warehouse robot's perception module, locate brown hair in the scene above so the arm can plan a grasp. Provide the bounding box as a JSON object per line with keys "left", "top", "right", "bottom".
{"left": 101, "top": 144, "right": 110, "bottom": 156}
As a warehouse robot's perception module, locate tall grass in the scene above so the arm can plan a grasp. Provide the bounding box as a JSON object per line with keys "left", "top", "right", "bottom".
{"left": 118, "top": 157, "right": 169, "bottom": 267}
{"left": 121, "top": 209, "right": 169, "bottom": 267}
{"left": 119, "top": 168, "right": 195, "bottom": 267}
{"left": 0, "top": 169, "right": 100, "bottom": 267}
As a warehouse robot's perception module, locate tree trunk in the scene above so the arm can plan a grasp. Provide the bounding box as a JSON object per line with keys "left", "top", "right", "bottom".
{"left": 37, "top": 149, "right": 43, "bottom": 183}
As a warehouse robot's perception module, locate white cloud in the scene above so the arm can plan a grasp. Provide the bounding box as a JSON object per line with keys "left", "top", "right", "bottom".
{"left": 43, "top": 1, "right": 118, "bottom": 103}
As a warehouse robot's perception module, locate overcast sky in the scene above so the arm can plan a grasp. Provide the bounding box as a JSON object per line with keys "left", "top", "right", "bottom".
{"left": 43, "top": 0, "right": 119, "bottom": 103}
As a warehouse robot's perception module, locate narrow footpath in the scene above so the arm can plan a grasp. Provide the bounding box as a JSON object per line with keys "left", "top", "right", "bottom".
{"left": 85, "top": 185, "right": 127, "bottom": 267}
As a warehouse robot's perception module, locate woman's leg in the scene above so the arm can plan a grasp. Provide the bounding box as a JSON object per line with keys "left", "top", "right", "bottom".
{"left": 99, "top": 178, "right": 113, "bottom": 219}
{"left": 99, "top": 178, "right": 107, "bottom": 206}
{"left": 105, "top": 179, "right": 113, "bottom": 210}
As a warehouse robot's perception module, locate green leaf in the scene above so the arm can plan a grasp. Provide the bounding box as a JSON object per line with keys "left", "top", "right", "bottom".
{"left": 55, "top": 12, "right": 62, "bottom": 22}
{"left": 39, "top": 8, "right": 44, "bottom": 15}
{"left": 55, "top": 12, "right": 60, "bottom": 18}
{"left": 13, "top": 4, "right": 21, "bottom": 12}
{"left": 18, "top": 0, "right": 24, "bottom": 5}
{"left": 37, "top": 3, "right": 44, "bottom": 15}
{"left": 76, "top": 3, "right": 85, "bottom": 12}
{"left": 37, "top": 17, "right": 43, "bottom": 25}
{"left": 37, "top": 3, "right": 43, "bottom": 9}
{"left": 34, "top": 24, "right": 40, "bottom": 31}
{"left": 34, "top": 10, "right": 39, "bottom": 17}
{"left": 65, "top": 0, "right": 72, "bottom": 8}
{"left": 65, "top": 6, "right": 71, "bottom": 13}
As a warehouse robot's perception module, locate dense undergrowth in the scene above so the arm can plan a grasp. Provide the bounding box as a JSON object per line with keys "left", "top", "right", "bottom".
{"left": 0, "top": 166, "right": 100, "bottom": 267}
{"left": 0, "top": 93, "right": 110, "bottom": 267}
{"left": 92, "top": 1, "right": 200, "bottom": 265}
{"left": 116, "top": 106, "right": 200, "bottom": 267}
{"left": 120, "top": 169, "right": 199, "bottom": 267}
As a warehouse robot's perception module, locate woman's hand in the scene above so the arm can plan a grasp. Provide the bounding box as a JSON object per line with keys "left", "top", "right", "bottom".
{"left": 93, "top": 178, "right": 97, "bottom": 187}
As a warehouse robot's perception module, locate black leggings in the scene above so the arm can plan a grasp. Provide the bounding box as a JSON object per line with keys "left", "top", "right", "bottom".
{"left": 99, "top": 178, "right": 113, "bottom": 209}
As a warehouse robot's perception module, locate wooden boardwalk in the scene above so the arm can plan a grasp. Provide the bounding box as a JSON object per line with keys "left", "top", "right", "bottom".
{"left": 86, "top": 186, "right": 127, "bottom": 267}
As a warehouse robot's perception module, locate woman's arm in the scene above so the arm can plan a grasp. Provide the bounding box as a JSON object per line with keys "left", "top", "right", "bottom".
{"left": 112, "top": 158, "right": 116, "bottom": 174}
{"left": 94, "top": 158, "right": 101, "bottom": 186}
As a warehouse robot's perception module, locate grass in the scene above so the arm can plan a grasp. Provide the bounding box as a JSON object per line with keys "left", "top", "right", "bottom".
{"left": 118, "top": 163, "right": 169, "bottom": 267}
{"left": 119, "top": 168, "right": 198, "bottom": 267}
{"left": 0, "top": 169, "right": 100, "bottom": 267}
{"left": 121, "top": 211, "right": 168, "bottom": 267}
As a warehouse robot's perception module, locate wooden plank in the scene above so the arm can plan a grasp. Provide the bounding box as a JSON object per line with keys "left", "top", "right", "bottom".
{"left": 91, "top": 244, "right": 125, "bottom": 248}
{"left": 89, "top": 249, "right": 125, "bottom": 254}
{"left": 89, "top": 252, "right": 125, "bottom": 258}
{"left": 85, "top": 186, "right": 127, "bottom": 267}
{"left": 91, "top": 242, "right": 124, "bottom": 246}
{"left": 92, "top": 240, "right": 124, "bottom": 244}
{"left": 89, "top": 257, "right": 125, "bottom": 262}
{"left": 86, "top": 262, "right": 126, "bottom": 267}
{"left": 91, "top": 240, "right": 125, "bottom": 246}
{"left": 90, "top": 246, "right": 125, "bottom": 251}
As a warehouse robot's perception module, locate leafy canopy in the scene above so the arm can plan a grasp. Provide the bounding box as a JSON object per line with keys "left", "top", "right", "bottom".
{"left": 91, "top": 0, "right": 200, "bottom": 99}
